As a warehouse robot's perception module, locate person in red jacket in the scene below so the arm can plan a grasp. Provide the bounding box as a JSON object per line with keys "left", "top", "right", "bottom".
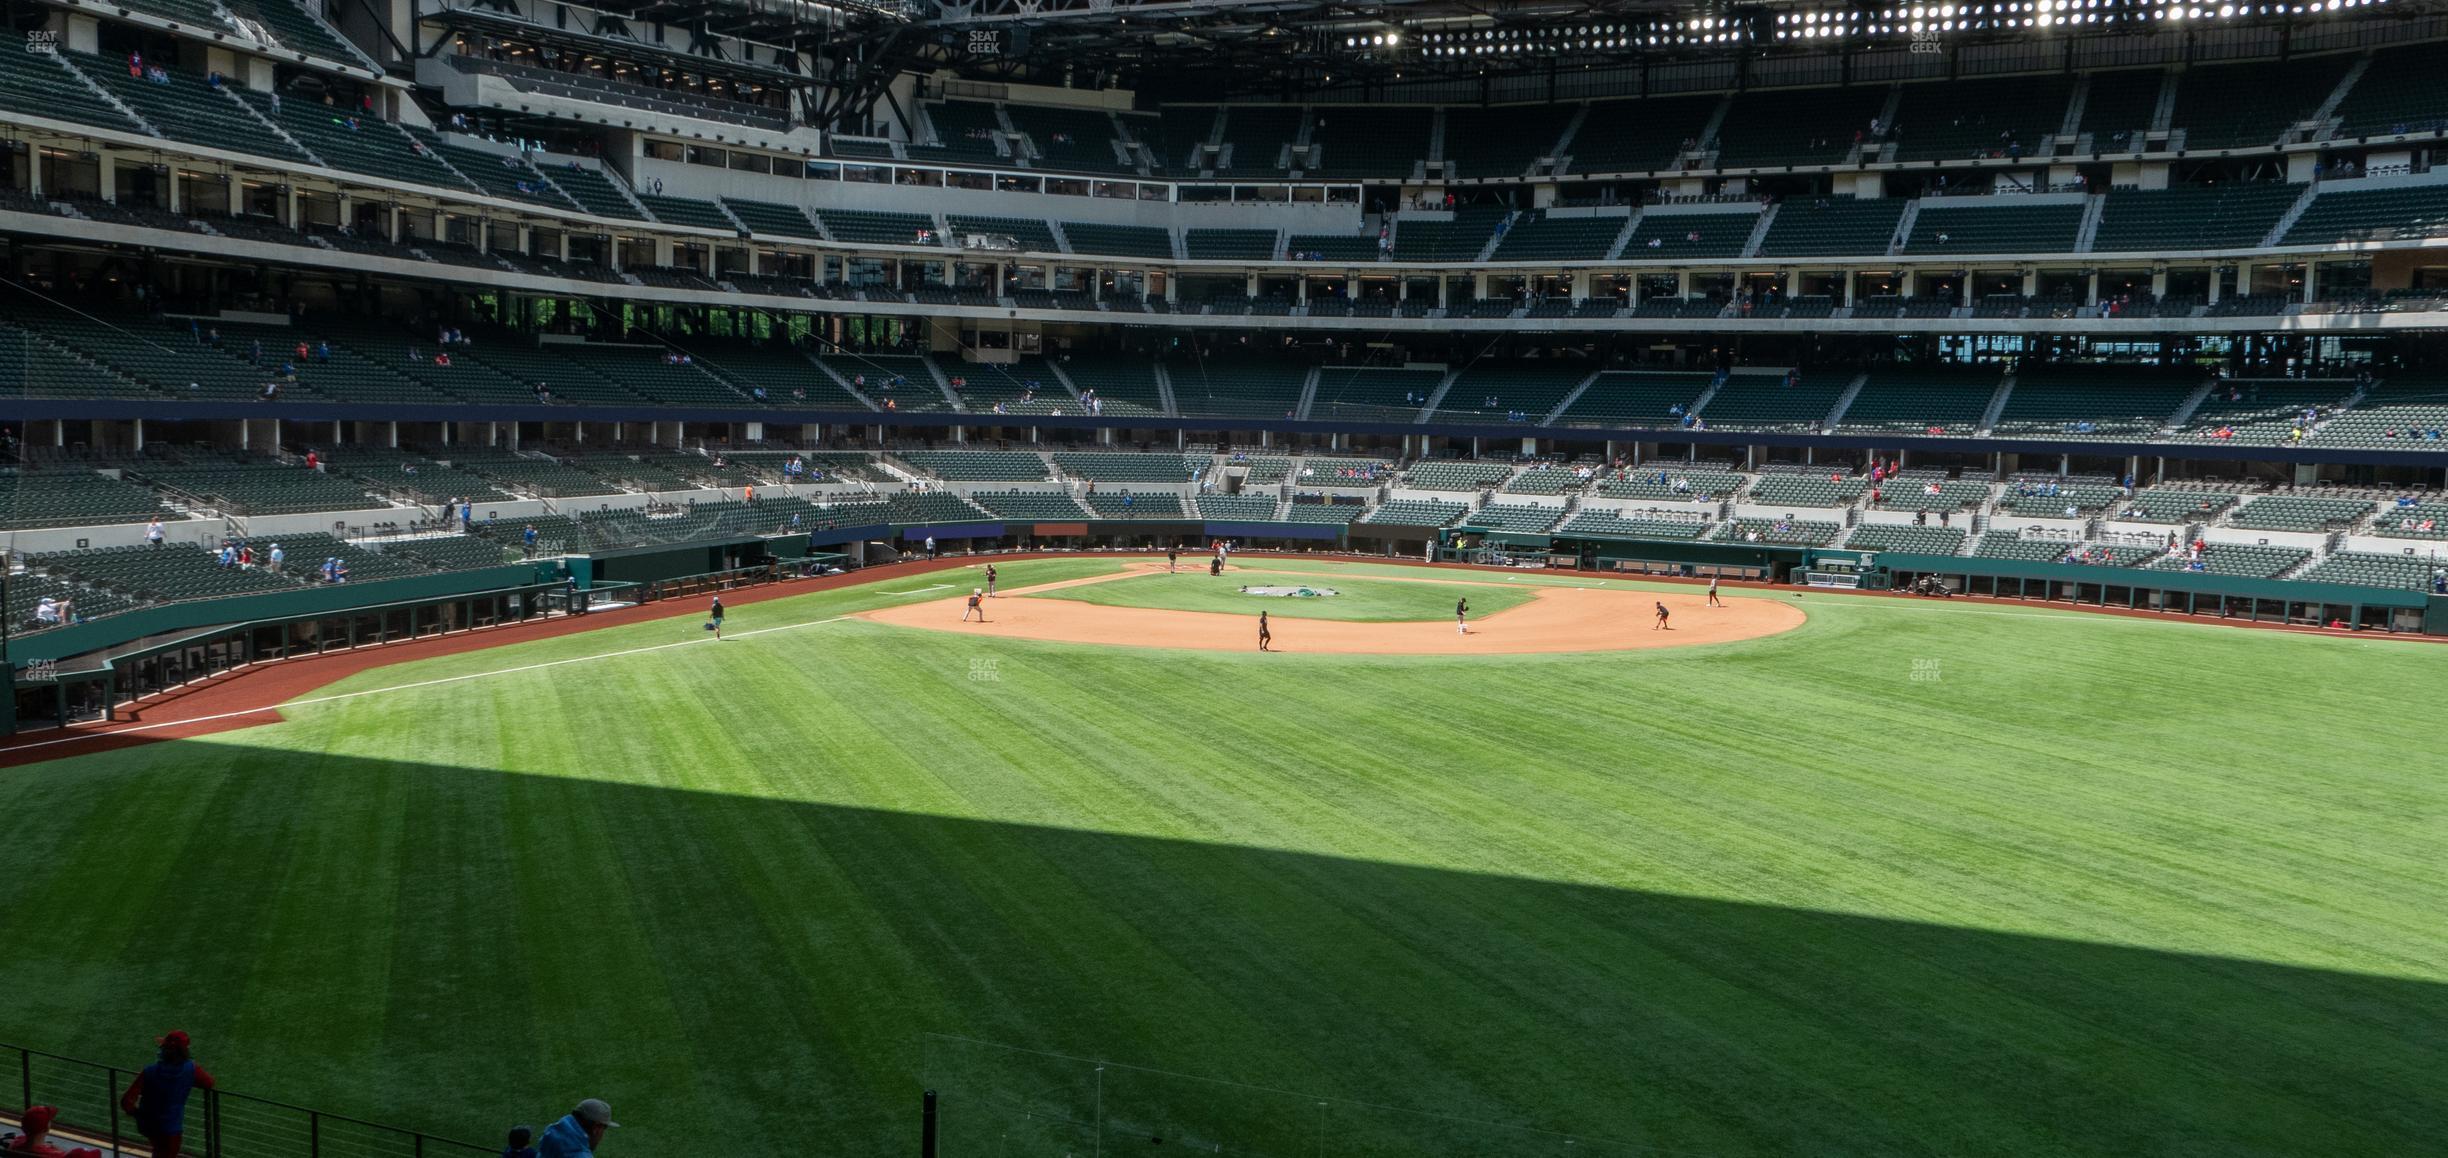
{"left": 7, "top": 1105, "right": 103, "bottom": 1158}
{"left": 119, "top": 1032, "right": 214, "bottom": 1158}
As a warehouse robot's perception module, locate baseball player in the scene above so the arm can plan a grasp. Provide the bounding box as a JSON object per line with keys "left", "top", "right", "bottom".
{"left": 986, "top": 564, "right": 999, "bottom": 597}
{"left": 1456, "top": 597, "right": 1469, "bottom": 636}
{"left": 1706, "top": 577, "right": 1723, "bottom": 607}
{"left": 1654, "top": 601, "right": 1672, "bottom": 630}
{"left": 1257, "top": 610, "right": 1271, "bottom": 652}
{"left": 963, "top": 588, "right": 986, "bottom": 622}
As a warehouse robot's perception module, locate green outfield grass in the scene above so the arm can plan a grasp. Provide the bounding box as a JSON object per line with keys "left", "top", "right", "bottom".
{"left": 1024, "top": 567, "right": 1539, "bottom": 621}
{"left": 0, "top": 557, "right": 2442, "bottom": 1157}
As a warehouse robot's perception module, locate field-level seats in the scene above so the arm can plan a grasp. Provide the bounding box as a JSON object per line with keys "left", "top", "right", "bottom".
{"left": 1888, "top": 75, "right": 2073, "bottom": 162}
{"left": 1971, "top": 534, "right": 2088, "bottom": 561}
{"left": 1193, "top": 494, "right": 1278, "bottom": 521}
{"left": 888, "top": 491, "right": 992, "bottom": 524}
{"left": 2091, "top": 184, "right": 2303, "bottom": 252}
{"left": 2282, "top": 184, "right": 2448, "bottom": 245}
{"left": 1064, "top": 223, "right": 1174, "bottom": 259}
{"left": 2171, "top": 55, "right": 2351, "bottom": 150}
{"left": 1059, "top": 353, "right": 1167, "bottom": 416}
{"left": 2310, "top": 378, "right": 2448, "bottom": 447}
{"left": 1718, "top": 518, "right": 1842, "bottom": 546}
{"left": 2297, "top": 551, "right": 2442, "bottom": 589}
{"left": 1492, "top": 213, "right": 1627, "bottom": 261}
{"left": 1903, "top": 201, "right": 2085, "bottom": 256}
{"left": 971, "top": 490, "right": 1091, "bottom": 520}
{"left": 1504, "top": 467, "right": 1586, "bottom": 496}
{"left": 1840, "top": 370, "right": 2001, "bottom": 435}
{"left": 1302, "top": 107, "right": 1431, "bottom": 179}
{"left": 1184, "top": 229, "right": 1278, "bottom": 260}
{"left": 2370, "top": 502, "right": 2448, "bottom": 539}
{"left": 2227, "top": 496, "right": 2374, "bottom": 531}
{"left": 1437, "top": 364, "right": 1593, "bottom": 423}
{"left": 1992, "top": 367, "right": 2200, "bottom": 438}
{"left": 1596, "top": 469, "right": 1744, "bottom": 501}
{"left": 1746, "top": 473, "right": 1867, "bottom": 508}
{"left": 132, "top": 460, "right": 385, "bottom": 515}
{"left": 0, "top": 469, "right": 168, "bottom": 528}
{"left": 1756, "top": 199, "right": 1905, "bottom": 258}
{"left": 1296, "top": 457, "right": 1394, "bottom": 487}
{"left": 1391, "top": 209, "right": 1507, "bottom": 262}
{"left": 1557, "top": 371, "right": 1705, "bottom": 427}
{"left": 1699, "top": 372, "right": 1847, "bottom": 432}
{"left": 2332, "top": 46, "right": 2448, "bottom": 138}
{"left": 900, "top": 450, "right": 1050, "bottom": 481}
{"left": 1843, "top": 524, "right": 1969, "bottom": 555}
{"left": 1359, "top": 499, "right": 1466, "bottom": 527}
{"left": 1565, "top": 94, "right": 1717, "bottom": 173}
{"left": 9, "top": 570, "right": 145, "bottom": 629}
{"left": 2145, "top": 542, "right": 2306, "bottom": 577}
{"left": 1620, "top": 211, "right": 1757, "bottom": 259}
{"left": 380, "top": 535, "right": 518, "bottom": 572}
{"left": 1312, "top": 367, "right": 1439, "bottom": 422}
{"left": 1168, "top": 356, "right": 1308, "bottom": 418}
{"left": 1406, "top": 461, "right": 1513, "bottom": 491}
{"left": 1283, "top": 498, "right": 1365, "bottom": 524}
{"left": 1713, "top": 85, "right": 1886, "bottom": 168}
{"left": 1086, "top": 492, "right": 1186, "bottom": 519}
{"left": 31, "top": 543, "right": 302, "bottom": 601}
{"left": 2180, "top": 380, "right": 2355, "bottom": 443}
{"left": 1558, "top": 511, "right": 1713, "bottom": 539}
{"left": 1460, "top": 504, "right": 1564, "bottom": 534}
{"left": 1444, "top": 105, "right": 1575, "bottom": 179}
{"left": 1056, "top": 453, "right": 1196, "bottom": 483}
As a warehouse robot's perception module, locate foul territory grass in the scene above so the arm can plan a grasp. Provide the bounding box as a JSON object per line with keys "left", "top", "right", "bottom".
{"left": 1025, "top": 568, "right": 1539, "bottom": 621}
{"left": 0, "top": 558, "right": 2441, "bottom": 1157}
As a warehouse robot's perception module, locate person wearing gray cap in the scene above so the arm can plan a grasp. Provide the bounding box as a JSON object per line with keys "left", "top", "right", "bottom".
{"left": 537, "top": 1099, "right": 617, "bottom": 1158}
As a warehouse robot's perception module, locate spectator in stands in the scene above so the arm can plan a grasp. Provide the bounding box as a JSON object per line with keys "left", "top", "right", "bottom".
{"left": 537, "top": 1100, "right": 615, "bottom": 1158}
{"left": 34, "top": 597, "right": 60, "bottom": 627}
{"left": 500, "top": 1126, "right": 538, "bottom": 1158}
{"left": 146, "top": 519, "right": 164, "bottom": 548}
{"left": 6, "top": 1104, "right": 101, "bottom": 1158}
{"left": 523, "top": 525, "right": 539, "bottom": 557}
{"left": 120, "top": 1032, "right": 213, "bottom": 1158}
{"left": 268, "top": 543, "right": 284, "bottom": 573}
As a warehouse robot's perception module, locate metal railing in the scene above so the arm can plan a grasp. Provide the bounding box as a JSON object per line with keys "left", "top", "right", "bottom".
{"left": 5, "top": 1042, "right": 493, "bottom": 1158}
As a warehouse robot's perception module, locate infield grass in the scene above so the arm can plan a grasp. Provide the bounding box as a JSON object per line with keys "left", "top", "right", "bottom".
{"left": 0, "top": 557, "right": 2441, "bottom": 1158}
{"left": 1024, "top": 567, "right": 1539, "bottom": 621}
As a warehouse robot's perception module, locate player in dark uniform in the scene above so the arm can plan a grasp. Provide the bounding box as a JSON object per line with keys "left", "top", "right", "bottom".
{"left": 1209, "top": 555, "right": 1223, "bottom": 577}
{"left": 708, "top": 595, "right": 725, "bottom": 640}
{"left": 1456, "top": 597, "right": 1469, "bottom": 636}
{"left": 1654, "top": 601, "right": 1671, "bottom": 630}
{"left": 985, "top": 564, "right": 999, "bottom": 597}
{"left": 1257, "top": 610, "right": 1271, "bottom": 652}
{"left": 963, "top": 589, "right": 987, "bottom": 622}
{"left": 1168, "top": 547, "right": 1179, "bottom": 573}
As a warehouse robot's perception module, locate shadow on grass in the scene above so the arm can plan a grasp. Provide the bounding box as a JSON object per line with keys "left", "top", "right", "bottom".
{"left": 5, "top": 750, "right": 2442, "bottom": 1158}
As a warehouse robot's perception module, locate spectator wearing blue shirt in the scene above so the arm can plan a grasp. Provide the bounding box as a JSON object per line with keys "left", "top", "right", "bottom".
{"left": 502, "top": 1125, "right": 539, "bottom": 1158}
{"left": 120, "top": 1031, "right": 214, "bottom": 1158}
{"left": 538, "top": 1099, "right": 617, "bottom": 1158}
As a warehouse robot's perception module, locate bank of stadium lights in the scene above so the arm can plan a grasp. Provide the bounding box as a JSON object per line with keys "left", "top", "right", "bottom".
{"left": 1420, "top": 19, "right": 1756, "bottom": 54}
{"left": 1768, "top": 0, "right": 2385, "bottom": 38}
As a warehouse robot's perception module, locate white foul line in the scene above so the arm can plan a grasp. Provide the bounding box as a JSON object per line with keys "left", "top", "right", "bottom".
{"left": 1, "top": 613, "right": 858, "bottom": 756}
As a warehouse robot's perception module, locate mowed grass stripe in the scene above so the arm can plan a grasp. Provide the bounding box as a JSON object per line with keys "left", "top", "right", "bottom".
{"left": 0, "top": 561, "right": 2440, "bottom": 1155}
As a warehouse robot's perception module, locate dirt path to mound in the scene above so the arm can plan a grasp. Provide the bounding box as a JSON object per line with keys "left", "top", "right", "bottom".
{"left": 857, "top": 562, "right": 1805, "bottom": 655}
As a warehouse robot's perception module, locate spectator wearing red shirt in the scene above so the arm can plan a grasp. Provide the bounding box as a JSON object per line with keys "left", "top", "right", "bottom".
{"left": 6, "top": 1105, "right": 103, "bottom": 1157}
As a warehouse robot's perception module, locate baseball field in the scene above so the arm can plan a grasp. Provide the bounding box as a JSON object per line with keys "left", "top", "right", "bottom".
{"left": 0, "top": 555, "right": 2441, "bottom": 1157}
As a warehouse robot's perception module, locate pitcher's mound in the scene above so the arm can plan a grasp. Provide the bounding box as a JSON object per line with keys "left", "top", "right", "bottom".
{"left": 858, "top": 566, "right": 1804, "bottom": 656}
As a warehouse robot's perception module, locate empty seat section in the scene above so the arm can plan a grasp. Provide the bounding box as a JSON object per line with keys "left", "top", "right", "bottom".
{"left": 1699, "top": 372, "right": 1847, "bottom": 432}
{"left": 1566, "top": 94, "right": 1718, "bottom": 173}
{"left": 74, "top": 55, "right": 308, "bottom": 162}
{"left": 1756, "top": 199, "right": 1902, "bottom": 258}
{"left": 1991, "top": 367, "right": 2199, "bottom": 438}
{"left": 1064, "top": 223, "right": 1173, "bottom": 258}
{"left": 1183, "top": 229, "right": 1276, "bottom": 259}
{"left": 1392, "top": 209, "right": 1506, "bottom": 261}
{"left": 1005, "top": 103, "right": 1136, "bottom": 174}
{"left": 1167, "top": 357, "right": 1308, "bottom": 418}
{"left": 2283, "top": 184, "right": 2448, "bottom": 245}
{"left": 1714, "top": 86, "right": 1886, "bottom": 168}
{"left": 723, "top": 198, "right": 821, "bottom": 239}
{"left": 1888, "top": 75, "right": 2073, "bottom": 162}
{"left": 1620, "top": 210, "right": 1757, "bottom": 259}
{"left": 1444, "top": 105, "right": 1575, "bottom": 179}
{"left": 2333, "top": 47, "right": 2448, "bottom": 137}
{"left": 1903, "top": 201, "right": 2083, "bottom": 255}
{"left": 1216, "top": 106, "right": 1303, "bottom": 174}
{"left": 2092, "top": 184, "right": 2300, "bottom": 251}
{"left": 1555, "top": 371, "right": 1704, "bottom": 426}
{"left": 2076, "top": 69, "right": 2164, "bottom": 150}
{"left": 1491, "top": 212, "right": 1626, "bottom": 261}
{"left": 1059, "top": 353, "right": 1166, "bottom": 415}
{"left": 1312, "top": 367, "right": 1439, "bottom": 422}
{"left": 816, "top": 209, "right": 938, "bottom": 245}
{"left": 1434, "top": 364, "right": 1590, "bottom": 423}
{"left": 1303, "top": 107, "right": 1431, "bottom": 179}
{"left": 1840, "top": 371, "right": 1999, "bottom": 435}
{"left": 2171, "top": 55, "right": 2351, "bottom": 150}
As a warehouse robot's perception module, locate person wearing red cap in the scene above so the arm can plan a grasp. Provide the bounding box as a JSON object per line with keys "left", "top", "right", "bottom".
{"left": 119, "top": 1032, "right": 213, "bottom": 1158}
{"left": 7, "top": 1105, "right": 102, "bottom": 1158}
